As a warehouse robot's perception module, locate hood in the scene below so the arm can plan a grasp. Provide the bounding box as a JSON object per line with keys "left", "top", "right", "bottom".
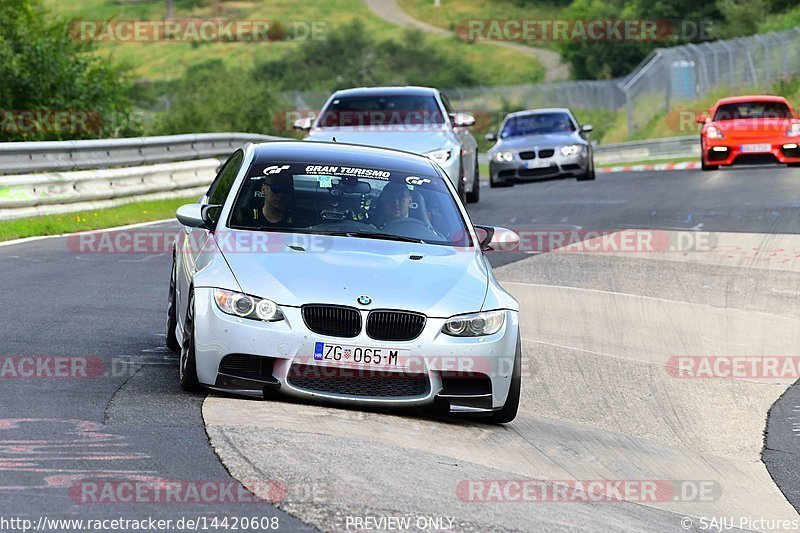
{"left": 306, "top": 127, "right": 454, "bottom": 155}
{"left": 217, "top": 232, "right": 489, "bottom": 318}
{"left": 496, "top": 132, "right": 581, "bottom": 150}
{"left": 712, "top": 118, "right": 795, "bottom": 140}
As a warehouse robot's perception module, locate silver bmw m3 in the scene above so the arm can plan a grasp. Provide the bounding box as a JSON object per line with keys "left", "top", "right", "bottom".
{"left": 167, "top": 141, "right": 522, "bottom": 422}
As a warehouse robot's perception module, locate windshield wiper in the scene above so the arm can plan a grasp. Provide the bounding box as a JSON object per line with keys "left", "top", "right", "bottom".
{"left": 319, "top": 231, "right": 425, "bottom": 244}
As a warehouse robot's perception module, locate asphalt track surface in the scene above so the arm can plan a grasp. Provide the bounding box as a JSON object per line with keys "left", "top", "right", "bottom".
{"left": 1, "top": 165, "right": 800, "bottom": 532}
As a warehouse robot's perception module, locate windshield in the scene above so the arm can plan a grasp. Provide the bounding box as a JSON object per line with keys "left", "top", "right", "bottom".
{"left": 317, "top": 94, "right": 445, "bottom": 128}
{"left": 227, "top": 162, "right": 471, "bottom": 247}
{"left": 500, "top": 112, "right": 575, "bottom": 138}
{"left": 713, "top": 101, "right": 792, "bottom": 121}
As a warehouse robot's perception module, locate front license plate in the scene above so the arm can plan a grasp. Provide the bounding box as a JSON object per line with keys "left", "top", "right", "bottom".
{"left": 524, "top": 159, "right": 549, "bottom": 169}
{"left": 740, "top": 143, "right": 771, "bottom": 153}
{"left": 312, "top": 342, "right": 410, "bottom": 370}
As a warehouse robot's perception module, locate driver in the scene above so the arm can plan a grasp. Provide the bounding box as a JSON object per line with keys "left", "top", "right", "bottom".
{"left": 237, "top": 173, "right": 307, "bottom": 228}
{"left": 554, "top": 115, "right": 572, "bottom": 131}
{"left": 375, "top": 182, "right": 412, "bottom": 227}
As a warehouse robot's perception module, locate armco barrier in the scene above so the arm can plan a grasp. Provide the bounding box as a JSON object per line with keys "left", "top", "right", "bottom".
{"left": 0, "top": 159, "right": 220, "bottom": 221}
{"left": 594, "top": 136, "right": 699, "bottom": 165}
{"left": 0, "top": 133, "right": 283, "bottom": 175}
{"left": 0, "top": 132, "right": 701, "bottom": 221}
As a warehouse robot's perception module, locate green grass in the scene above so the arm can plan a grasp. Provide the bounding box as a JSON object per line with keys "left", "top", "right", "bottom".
{"left": 0, "top": 196, "right": 194, "bottom": 242}
{"left": 46, "top": 0, "right": 544, "bottom": 84}
{"left": 398, "top": 0, "right": 565, "bottom": 51}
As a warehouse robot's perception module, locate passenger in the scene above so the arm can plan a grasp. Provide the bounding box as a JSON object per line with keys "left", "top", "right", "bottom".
{"left": 375, "top": 182, "right": 413, "bottom": 227}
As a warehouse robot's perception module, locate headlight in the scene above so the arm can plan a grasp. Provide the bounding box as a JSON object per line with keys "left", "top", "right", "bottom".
{"left": 560, "top": 144, "right": 583, "bottom": 157}
{"left": 442, "top": 310, "right": 505, "bottom": 337}
{"left": 706, "top": 125, "right": 724, "bottom": 139}
{"left": 214, "top": 289, "right": 284, "bottom": 322}
{"left": 494, "top": 151, "right": 513, "bottom": 162}
{"left": 786, "top": 123, "right": 800, "bottom": 137}
{"left": 425, "top": 149, "right": 453, "bottom": 165}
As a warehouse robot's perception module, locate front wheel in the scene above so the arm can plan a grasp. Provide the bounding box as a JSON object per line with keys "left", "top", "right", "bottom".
{"left": 701, "top": 159, "right": 718, "bottom": 171}
{"left": 466, "top": 156, "right": 480, "bottom": 203}
{"left": 488, "top": 335, "right": 521, "bottom": 424}
{"left": 700, "top": 143, "right": 718, "bottom": 171}
{"left": 576, "top": 160, "right": 596, "bottom": 181}
{"left": 179, "top": 291, "right": 202, "bottom": 392}
{"left": 165, "top": 254, "right": 180, "bottom": 352}
{"left": 456, "top": 159, "right": 467, "bottom": 204}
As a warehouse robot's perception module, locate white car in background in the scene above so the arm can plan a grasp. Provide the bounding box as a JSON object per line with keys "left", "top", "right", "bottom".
{"left": 294, "top": 86, "right": 481, "bottom": 204}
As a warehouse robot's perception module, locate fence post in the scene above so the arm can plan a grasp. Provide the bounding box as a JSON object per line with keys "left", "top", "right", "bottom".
{"left": 623, "top": 86, "right": 634, "bottom": 136}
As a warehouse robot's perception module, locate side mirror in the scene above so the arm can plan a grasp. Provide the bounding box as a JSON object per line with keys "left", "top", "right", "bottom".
{"left": 176, "top": 204, "right": 220, "bottom": 230}
{"left": 451, "top": 112, "right": 476, "bottom": 128}
{"left": 485, "top": 132, "right": 498, "bottom": 142}
{"left": 293, "top": 116, "right": 314, "bottom": 131}
{"left": 475, "top": 225, "right": 520, "bottom": 252}
{"left": 695, "top": 114, "right": 708, "bottom": 125}
{"left": 581, "top": 124, "right": 594, "bottom": 133}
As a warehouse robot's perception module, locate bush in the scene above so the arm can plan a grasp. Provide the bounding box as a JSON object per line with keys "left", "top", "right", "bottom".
{"left": 0, "top": 0, "right": 137, "bottom": 141}
{"left": 153, "top": 60, "right": 278, "bottom": 135}
{"left": 557, "top": 0, "right": 722, "bottom": 80}
{"left": 253, "top": 20, "right": 479, "bottom": 92}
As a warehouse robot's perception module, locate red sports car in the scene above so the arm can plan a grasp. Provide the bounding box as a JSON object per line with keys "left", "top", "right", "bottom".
{"left": 697, "top": 95, "right": 800, "bottom": 171}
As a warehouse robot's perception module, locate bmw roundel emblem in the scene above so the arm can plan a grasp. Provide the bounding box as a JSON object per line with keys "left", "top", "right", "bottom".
{"left": 357, "top": 295, "right": 372, "bottom": 306}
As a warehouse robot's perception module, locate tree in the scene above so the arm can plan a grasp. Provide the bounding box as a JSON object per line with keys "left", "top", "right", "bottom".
{"left": 0, "top": 0, "right": 136, "bottom": 141}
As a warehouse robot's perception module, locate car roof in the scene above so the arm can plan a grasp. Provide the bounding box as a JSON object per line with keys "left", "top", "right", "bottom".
{"left": 330, "top": 86, "right": 439, "bottom": 98}
{"left": 251, "top": 140, "right": 439, "bottom": 176}
{"left": 506, "top": 108, "right": 573, "bottom": 118}
{"left": 715, "top": 95, "right": 790, "bottom": 106}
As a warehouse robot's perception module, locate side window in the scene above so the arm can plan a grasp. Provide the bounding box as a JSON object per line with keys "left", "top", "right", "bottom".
{"left": 440, "top": 93, "right": 455, "bottom": 116}
{"left": 207, "top": 150, "right": 244, "bottom": 224}
{"left": 208, "top": 150, "right": 244, "bottom": 204}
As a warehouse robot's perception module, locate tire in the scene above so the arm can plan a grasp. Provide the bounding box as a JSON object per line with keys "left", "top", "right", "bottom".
{"left": 488, "top": 335, "right": 521, "bottom": 424}
{"left": 576, "top": 159, "right": 596, "bottom": 181}
{"left": 466, "top": 156, "right": 480, "bottom": 203}
{"left": 165, "top": 254, "right": 180, "bottom": 352}
{"left": 700, "top": 142, "right": 718, "bottom": 171}
{"left": 787, "top": 162, "right": 800, "bottom": 168}
{"left": 456, "top": 158, "right": 467, "bottom": 204}
{"left": 179, "top": 291, "right": 202, "bottom": 392}
{"left": 701, "top": 159, "right": 718, "bottom": 171}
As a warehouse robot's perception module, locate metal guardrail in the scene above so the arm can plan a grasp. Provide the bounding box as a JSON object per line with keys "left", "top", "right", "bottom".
{"left": 594, "top": 136, "right": 699, "bottom": 165}
{"left": 0, "top": 159, "right": 221, "bottom": 221}
{"left": 0, "top": 133, "right": 284, "bottom": 175}
{"left": 0, "top": 132, "right": 699, "bottom": 221}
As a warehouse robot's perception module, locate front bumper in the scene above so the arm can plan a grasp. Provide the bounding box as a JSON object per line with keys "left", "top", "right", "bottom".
{"left": 703, "top": 139, "right": 800, "bottom": 166}
{"left": 192, "top": 288, "right": 520, "bottom": 413}
{"left": 490, "top": 151, "right": 590, "bottom": 183}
